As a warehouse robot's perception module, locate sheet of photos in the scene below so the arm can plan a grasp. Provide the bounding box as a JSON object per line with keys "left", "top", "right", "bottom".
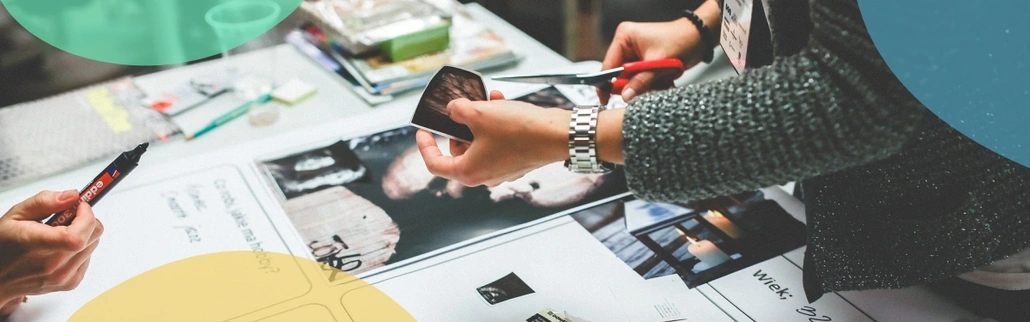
{"left": 257, "top": 87, "right": 629, "bottom": 277}
{"left": 569, "top": 191, "right": 807, "bottom": 288}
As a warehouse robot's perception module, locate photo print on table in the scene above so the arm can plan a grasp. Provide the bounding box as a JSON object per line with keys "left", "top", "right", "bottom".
{"left": 259, "top": 88, "right": 630, "bottom": 280}
{"left": 476, "top": 272, "right": 536, "bottom": 305}
{"left": 262, "top": 140, "right": 372, "bottom": 199}
{"left": 411, "top": 65, "right": 487, "bottom": 143}
{"left": 512, "top": 86, "right": 576, "bottom": 110}
{"left": 569, "top": 191, "right": 807, "bottom": 288}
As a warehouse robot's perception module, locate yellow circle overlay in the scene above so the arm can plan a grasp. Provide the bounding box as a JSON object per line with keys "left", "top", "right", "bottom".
{"left": 69, "top": 251, "right": 414, "bottom": 321}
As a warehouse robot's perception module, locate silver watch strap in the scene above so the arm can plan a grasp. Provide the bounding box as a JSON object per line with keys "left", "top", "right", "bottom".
{"left": 567, "top": 105, "right": 613, "bottom": 173}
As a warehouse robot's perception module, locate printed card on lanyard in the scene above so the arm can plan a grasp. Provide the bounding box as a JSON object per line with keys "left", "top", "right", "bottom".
{"left": 720, "top": 0, "right": 755, "bottom": 74}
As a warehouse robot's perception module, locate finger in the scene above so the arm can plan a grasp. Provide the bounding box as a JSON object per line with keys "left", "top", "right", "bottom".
{"left": 86, "top": 219, "right": 104, "bottom": 246}
{"left": 64, "top": 204, "right": 98, "bottom": 251}
{"left": 601, "top": 41, "right": 624, "bottom": 71}
{"left": 601, "top": 22, "right": 638, "bottom": 70}
{"left": 8, "top": 190, "right": 80, "bottom": 221}
{"left": 66, "top": 257, "right": 92, "bottom": 292}
{"left": 489, "top": 90, "right": 505, "bottom": 101}
{"left": 446, "top": 98, "right": 476, "bottom": 125}
{"left": 415, "top": 130, "right": 461, "bottom": 179}
{"left": 24, "top": 203, "right": 96, "bottom": 251}
{"left": 449, "top": 140, "right": 469, "bottom": 157}
{"left": 596, "top": 88, "right": 611, "bottom": 106}
{"left": 46, "top": 239, "right": 98, "bottom": 293}
{"left": 0, "top": 297, "right": 21, "bottom": 317}
{"left": 622, "top": 71, "right": 656, "bottom": 102}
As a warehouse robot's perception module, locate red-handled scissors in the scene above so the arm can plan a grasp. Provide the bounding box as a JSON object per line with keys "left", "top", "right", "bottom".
{"left": 490, "top": 58, "right": 685, "bottom": 94}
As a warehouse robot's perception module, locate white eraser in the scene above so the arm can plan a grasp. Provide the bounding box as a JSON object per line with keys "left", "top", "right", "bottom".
{"left": 271, "top": 78, "right": 318, "bottom": 105}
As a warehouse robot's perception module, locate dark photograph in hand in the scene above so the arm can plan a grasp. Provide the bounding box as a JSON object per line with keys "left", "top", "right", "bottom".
{"left": 570, "top": 191, "right": 807, "bottom": 288}
{"left": 411, "top": 66, "right": 487, "bottom": 143}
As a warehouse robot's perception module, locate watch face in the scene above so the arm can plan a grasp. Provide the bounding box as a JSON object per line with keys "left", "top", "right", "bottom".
{"left": 410, "top": 66, "right": 487, "bottom": 143}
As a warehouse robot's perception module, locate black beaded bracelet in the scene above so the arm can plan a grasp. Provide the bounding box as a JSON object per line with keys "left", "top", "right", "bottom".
{"left": 683, "top": 9, "right": 715, "bottom": 64}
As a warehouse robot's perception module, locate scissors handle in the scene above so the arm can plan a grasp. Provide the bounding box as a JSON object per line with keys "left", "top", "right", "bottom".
{"left": 611, "top": 58, "right": 685, "bottom": 94}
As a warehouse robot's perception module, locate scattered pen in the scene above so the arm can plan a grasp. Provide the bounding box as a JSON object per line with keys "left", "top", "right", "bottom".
{"left": 185, "top": 93, "right": 272, "bottom": 141}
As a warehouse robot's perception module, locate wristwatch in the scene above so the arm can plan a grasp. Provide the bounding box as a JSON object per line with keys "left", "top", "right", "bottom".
{"left": 565, "top": 105, "right": 615, "bottom": 174}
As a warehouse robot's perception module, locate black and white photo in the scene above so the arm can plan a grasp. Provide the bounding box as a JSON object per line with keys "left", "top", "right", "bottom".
{"left": 410, "top": 65, "right": 487, "bottom": 143}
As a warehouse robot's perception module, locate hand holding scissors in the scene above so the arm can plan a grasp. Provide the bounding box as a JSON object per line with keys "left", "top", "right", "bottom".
{"left": 491, "top": 58, "right": 685, "bottom": 98}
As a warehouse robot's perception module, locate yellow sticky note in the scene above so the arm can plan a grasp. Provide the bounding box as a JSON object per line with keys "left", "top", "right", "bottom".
{"left": 271, "top": 78, "right": 317, "bottom": 106}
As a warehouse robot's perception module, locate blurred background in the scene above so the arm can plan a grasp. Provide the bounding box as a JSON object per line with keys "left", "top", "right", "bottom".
{"left": 0, "top": 0, "right": 698, "bottom": 107}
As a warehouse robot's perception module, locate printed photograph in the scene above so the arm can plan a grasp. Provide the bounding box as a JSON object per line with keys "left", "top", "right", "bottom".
{"left": 569, "top": 191, "right": 807, "bottom": 288}
{"left": 411, "top": 66, "right": 486, "bottom": 142}
{"left": 260, "top": 93, "right": 629, "bottom": 278}
{"left": 476, "top": 272, "right": 536, "bottom": 305}
{"left": 262, "top": 140, "right": 372, "bottom": 199}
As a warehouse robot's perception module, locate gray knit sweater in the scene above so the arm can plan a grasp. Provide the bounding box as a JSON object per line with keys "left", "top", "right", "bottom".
{"left": 621, "top": 0, "right": 1030, "bottom": 301}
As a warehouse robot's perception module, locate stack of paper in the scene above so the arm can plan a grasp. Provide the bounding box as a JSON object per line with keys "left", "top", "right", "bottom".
{"left": 287, "top": 0, "right": 521, "bottom": 105}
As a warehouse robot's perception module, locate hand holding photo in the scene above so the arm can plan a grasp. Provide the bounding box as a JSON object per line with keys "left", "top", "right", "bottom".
{"left": 410, "top": 65, "right": 488, "bottom": 143}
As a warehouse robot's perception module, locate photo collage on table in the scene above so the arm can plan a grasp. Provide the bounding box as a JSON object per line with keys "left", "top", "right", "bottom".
{"left": 257, "top": 86, "right": 629, "bottom": 280}
{"left": 569, "top": 191, "right": 807, "bottom": 288}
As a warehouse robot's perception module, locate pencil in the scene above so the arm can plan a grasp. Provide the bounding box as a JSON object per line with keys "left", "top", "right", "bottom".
{"left": 185, "top": 94, "right": 272, "bottom": 141}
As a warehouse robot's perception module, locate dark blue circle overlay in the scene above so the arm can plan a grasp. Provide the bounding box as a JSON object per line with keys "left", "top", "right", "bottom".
{"left": 857, "top": 1, "right": 1029, "bottom": 168}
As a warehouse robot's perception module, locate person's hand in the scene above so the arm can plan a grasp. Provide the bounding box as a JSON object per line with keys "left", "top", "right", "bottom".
{"left": 600, "top": 18, "right": 702, "bottom": 103}
{"left": 600, "top": 0, "right": 722, "bottom": 104}
{"left": 416, "top": 91, "right": 571, "bottom": 187}
{"left": 383, "top": 140, "right": 467, "bottom": 200}
{"left": 0, "top": 190, "right": 104, "bottom": 317}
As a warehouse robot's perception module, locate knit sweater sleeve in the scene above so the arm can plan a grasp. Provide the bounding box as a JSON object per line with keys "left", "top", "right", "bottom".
{"left": 621, "top": 0, "right": 928, "bottom": 202}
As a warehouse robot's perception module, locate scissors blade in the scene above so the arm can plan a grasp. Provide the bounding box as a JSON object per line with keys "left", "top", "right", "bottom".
{"left": 491, "top": 69, "right": 622, "bottom": 86}
{"left": 490, "top": 74, "right": 589, "bottom": 85}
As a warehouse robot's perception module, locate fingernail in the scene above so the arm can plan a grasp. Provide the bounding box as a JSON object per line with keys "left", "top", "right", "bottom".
{"left": 622, "top": 88, "right": 636, "bottom": 101}
{"left": 58, "top": 190, "right": 77, "bottom": 202}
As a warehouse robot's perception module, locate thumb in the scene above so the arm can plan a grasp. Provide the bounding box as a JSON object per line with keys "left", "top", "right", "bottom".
{"left": 8, "top": 190, "right": 80, "bottom": 221}
{"left": 446, "top": 98, "right": 477, "bottom": 125}
{"left": 621, "top": 71, "right": 655, "bottom": 102}
{"left": 489, "top": 90, "right": 505, "bottom": 101}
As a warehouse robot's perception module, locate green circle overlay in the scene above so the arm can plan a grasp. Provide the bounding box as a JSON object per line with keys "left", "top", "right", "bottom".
{"left": 1, "top": 0, "right": 302, "bottom": 66}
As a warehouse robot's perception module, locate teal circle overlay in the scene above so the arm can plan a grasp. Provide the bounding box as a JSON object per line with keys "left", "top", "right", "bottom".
{"left": 1, "top": 0, "right": 302, "bottom": 66}
{"left": 858, "top": 1, "right": 1030, "bottom": 168}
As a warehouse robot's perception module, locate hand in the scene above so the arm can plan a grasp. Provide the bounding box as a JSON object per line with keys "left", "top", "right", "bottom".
{"left": 599, "top": 0, "right": 721, "bottom": 103}
{"left": 600, "top": 19, "right": 699, "bottom": 104}
{"left": 0, "top": 190, "right": 104, "bottom": 317}
{"left": 416, "top": 91, "right": 571, "bottom": 187}
{"left": 382, "top": 140, "right": 467, "bottom": 200}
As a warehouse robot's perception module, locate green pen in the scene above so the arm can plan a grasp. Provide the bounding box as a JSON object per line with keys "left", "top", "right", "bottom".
{"left": 185, "top": 94, "right": 272, "bottom": 141}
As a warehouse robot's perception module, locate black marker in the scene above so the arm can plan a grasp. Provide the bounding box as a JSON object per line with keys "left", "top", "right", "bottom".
{"left": 45, "top": 143, "right": 149, "bottom": 226}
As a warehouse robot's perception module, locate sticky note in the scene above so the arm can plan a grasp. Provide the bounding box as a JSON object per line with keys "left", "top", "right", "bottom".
{"left": 271, "top": 79, "right": 318, "bottom": 106}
